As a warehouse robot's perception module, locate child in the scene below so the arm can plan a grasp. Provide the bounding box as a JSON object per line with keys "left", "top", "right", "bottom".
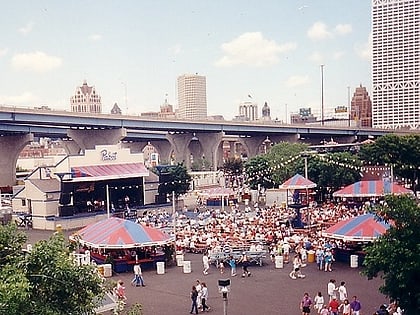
{"left": 219, "top": 261, "right": 225, "bottom": 274}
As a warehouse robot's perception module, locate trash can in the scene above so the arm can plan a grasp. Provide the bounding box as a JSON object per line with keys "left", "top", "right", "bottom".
{"left": 176, "top": 254, "right": 184, "bottom": 267}
{"left": 350, "top": 255, "right": 358, "bottom": 268}
{"left": 183, "top": 261, "right": 191, "bottom": 273}
{"left": 103, "top": 264, "right": 113, "bottom": 277}
{"left": 307, "top": 250, "right": 315, "bottom": 263}
{"left": 275, "top": 255, "right": 283, "bottom": 269}
{"left": 156, "top": 261, "right": 165, "bottom": 275}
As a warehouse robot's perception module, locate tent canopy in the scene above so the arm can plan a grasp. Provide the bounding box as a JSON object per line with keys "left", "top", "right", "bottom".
{"left": 279, "top": 174, "right": 317, "bottom": 190}
{"left": 322, "top": 213, "right": 390, "bottom": 242}
{"left": 70, "top": 217, "right": 173, "bottom": 249}
{"left": 333, "top": 180, "right": 413, "bottom": 198}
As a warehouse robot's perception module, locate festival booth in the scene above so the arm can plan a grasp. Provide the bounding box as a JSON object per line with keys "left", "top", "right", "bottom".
{"left": 321, "top": 213, "right": 391, "bottom": 265}
{"left": 279, "top": 174, "right": 317, "bottom": 228}
{"left": 70, "top": 217, "right": 174, "bottom": 273}
{"left": 12, "top": 144, "right": 156, "bottom": 230}
{"left": 333, "top": 180, "right": 413, "bottom": 198}
{"left": 200, "top": 187, "right": 237, "bottom": 209}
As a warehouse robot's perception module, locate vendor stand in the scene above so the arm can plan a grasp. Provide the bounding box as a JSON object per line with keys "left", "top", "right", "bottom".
{"left": 70, "top": 217, "right": 175, "bottom": 273}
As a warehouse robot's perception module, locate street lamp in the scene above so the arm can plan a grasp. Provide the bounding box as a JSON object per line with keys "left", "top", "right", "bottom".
{"left": 218, "top": 279, "right": 231, "bottom": 315}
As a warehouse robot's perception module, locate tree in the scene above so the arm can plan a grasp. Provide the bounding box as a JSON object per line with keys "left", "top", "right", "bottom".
{"left": 0, "top": 225, "right": 105, "bottom": 314}
{"left": 358, "top": 134, "right": 420, "bottom": 191}
{"left": 362, "top": 195, "right": 420, "bottom": 314}
{"left": 244, "top": 155, "right": 274, "bottom": 189}
{"left": 158, "top": 163, "right": 191, "bottom": 198}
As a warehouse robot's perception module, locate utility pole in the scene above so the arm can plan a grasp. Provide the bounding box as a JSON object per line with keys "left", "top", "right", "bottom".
{"left": 320, "top": 65, "right": 325, "bottom": 126}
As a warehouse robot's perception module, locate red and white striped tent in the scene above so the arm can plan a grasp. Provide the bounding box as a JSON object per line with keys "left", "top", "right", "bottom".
{"left": 333, "top": 180, "right": 413, "bottom": 198}
{"left": 279, "top": 174, "right": 317, "bottom": 190}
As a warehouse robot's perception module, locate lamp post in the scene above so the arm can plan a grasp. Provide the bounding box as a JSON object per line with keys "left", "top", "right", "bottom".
{"left": 218, "top": 279, "right": 231, "bottom": 315}
{"left": 320, "top": 65, "right": 325, "bottom": 126}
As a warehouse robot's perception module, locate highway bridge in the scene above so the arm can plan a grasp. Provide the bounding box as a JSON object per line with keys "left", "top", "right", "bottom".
{"left": 0, "top": 105, "right": 417, "bottom": 187}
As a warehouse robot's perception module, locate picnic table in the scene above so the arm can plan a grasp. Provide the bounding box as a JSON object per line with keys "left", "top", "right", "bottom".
{"left": 209, "top": 250, "right": 267, "bottom": 267}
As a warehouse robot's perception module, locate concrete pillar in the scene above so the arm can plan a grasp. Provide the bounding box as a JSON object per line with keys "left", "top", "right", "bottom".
{"left": 121, "top": 141, "right": 148, "bottom": 154}
{"left": 151, "top": 140, "right": 173, "bottom": 165}
{"left": 59, "top": 139, "right": 81, "bottom": 155}
{"left": 0, "top": 133, "right": 33, "bottom": 187}
{"left": 67, "top": 128, "right": 127, "bottom": 151}
{"left": 166, "top": 133, "right": 193, "bottom": 167}
{"left": 198, "top": 132, "right": 223, "bottom": 171}
{"left": 238, "top": 136, "right": 266, "bottom": 158}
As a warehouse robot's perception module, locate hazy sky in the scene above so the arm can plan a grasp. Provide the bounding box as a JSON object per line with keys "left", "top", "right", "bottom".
{"left": 0, "top": 0, "right": 372, "bottom": 121}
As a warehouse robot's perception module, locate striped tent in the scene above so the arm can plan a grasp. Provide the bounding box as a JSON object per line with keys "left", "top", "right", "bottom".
{"left": 70, "top": 217, "right": 173, "bottom": 249}
{"left": 279, "top": 174, "right": 317, "bottom": 190}
{"left": 333, "top": 180, "right": 412, "bottom": 198}
{"left": 322, "top": 213, "right": 390, "bottom": 242}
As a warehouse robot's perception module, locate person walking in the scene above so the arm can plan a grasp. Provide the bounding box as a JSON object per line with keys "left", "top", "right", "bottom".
{"left": 115, "top": 280, "right": 127, "bottom": 302}
{"left": 349, "top": 296, "right": 362, "bottom": 315}
{"left": 190, "top": 286, "right": 199, "bottom": 314}
{"left": 328, "top": 296, "right": 340, "bottom": 315}
{"left": 240, "top": 252, "right": 251, "bottom": 277}
{"left": 195, "top": 279, "right": 203, "bottom": 310}
{"left": 327, "top": 279, "right": 337, "bottom": 301}
{"left": 339, "top": 299, "right": 351, "bottom": 315}
{"left": 202, "top": 252, "right": 210, "bottom": 275}
{"left": 228, "top": 255, "right": 237, "bottom": 277}
{"left": 300, "top": 292, "right": 312, "bottom": 315}
{"left": 131, "top": 262, "right": 145, "bottom": 287}
{"left": 314, "top": 291, "right": 325, "bottom": 314}
{"left": 338, "top": 281, "right": 348, "bottom": 302}
{"left": 201, "top": 282, "right": 210, "bottom": 312}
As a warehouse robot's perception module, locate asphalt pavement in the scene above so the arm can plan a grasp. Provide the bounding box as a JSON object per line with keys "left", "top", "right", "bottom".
{"left": 25, "top": 228, "right": 387, "bottom": 315}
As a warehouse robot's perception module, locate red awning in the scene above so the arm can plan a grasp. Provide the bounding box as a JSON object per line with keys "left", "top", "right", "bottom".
{"left": 71, "top": 162, "right": 149, "bottom": 182}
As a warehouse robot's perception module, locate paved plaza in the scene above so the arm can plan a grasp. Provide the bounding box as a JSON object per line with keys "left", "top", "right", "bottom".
{"left": 26, "top": 229, "right": 387, "bottom": 315}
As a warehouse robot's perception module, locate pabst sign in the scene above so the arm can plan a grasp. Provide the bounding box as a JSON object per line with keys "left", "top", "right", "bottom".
{"left": 101, "top": 149, "right": 117, "bottom": 161}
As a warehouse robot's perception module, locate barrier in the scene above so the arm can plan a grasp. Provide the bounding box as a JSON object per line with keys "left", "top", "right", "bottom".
{"left": 183, "top": 261, "right": 192, "bottom": 273}
{"left": 350, "top": 255, "right": 358, "bottom": 268}
{"left": 176, "top": 254, "right": 184, "bottom": 267}
{"left": 307, "top": 250, "right": 315, "bottom": 263}
{"left": 156, "top": 261, "right": 165, "bottom": 275}
{"left": 275, "top": 255, "right": 283, "bottom": 269}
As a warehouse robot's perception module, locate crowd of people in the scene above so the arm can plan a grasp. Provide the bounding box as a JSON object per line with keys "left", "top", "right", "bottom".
{"left": 121, "top": 191, "right": 401, "bottom": 314}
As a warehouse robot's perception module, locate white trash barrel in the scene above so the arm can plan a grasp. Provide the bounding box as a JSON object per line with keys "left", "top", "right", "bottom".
{"left": 275, "top": 255, "right": 284, "bottom": 269}
{"left": 156, "top": 261, "right": 165, "bottom": 275}
{"left": 103, "top": 264, "right": 113, "bottom": 277}
{"left": 350, "top": 255, "right": 358, "bottom": 268}
{"left": 176, "top": 254, "right": 184, "bottom": 267}
{"left": 183, "top": 261, "right": 192, "bottom": 273}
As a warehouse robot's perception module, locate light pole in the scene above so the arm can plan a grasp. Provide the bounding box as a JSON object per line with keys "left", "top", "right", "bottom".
{"left": 218, "top": 279, "right": 231, "bottom": 315}
{"left": 347, "top": 86, "right": 351, "bottom": 127}
{"left": 320, "top": 65, "right": 325, "bottom": 126}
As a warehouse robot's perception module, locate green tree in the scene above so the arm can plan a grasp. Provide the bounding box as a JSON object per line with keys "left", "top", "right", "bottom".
{"left": 0, "top": 225, "right": 105, "bottom": 314}
{"left": 362, "top": 195, "right": 420, "bottom": 314}
{"left": 358, "top": 134, "right": 420, "bottom": 190}
{"left": 244, "top": 155, "right": 274, "bottom": 189}
{"left": 158, "top": 163, "right": 191, "bottom": 198}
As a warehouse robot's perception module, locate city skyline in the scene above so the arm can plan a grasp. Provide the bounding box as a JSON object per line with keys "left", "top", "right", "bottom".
{"left": 0, "top": 1, "right": 372, "bottom": 121}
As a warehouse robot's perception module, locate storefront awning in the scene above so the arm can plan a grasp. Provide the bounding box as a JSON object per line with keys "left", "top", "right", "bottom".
{"left": 71, "top": 163, "right": 149, "bottom": 182}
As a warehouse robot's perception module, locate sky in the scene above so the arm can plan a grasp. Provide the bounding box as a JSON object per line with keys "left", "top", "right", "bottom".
{"left": 0, "top": 0, "right": 372, "bottom": 122}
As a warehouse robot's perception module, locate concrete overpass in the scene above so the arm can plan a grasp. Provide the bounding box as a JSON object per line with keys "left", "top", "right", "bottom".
{"left": 0, "top": 105, "right": 416, "bottom": 187}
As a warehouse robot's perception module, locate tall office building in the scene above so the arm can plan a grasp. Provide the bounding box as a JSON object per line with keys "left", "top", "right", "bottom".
{"left": 351, "top": 84, "right": 373, "bottom": 127}
{"left": 177, "top": 74, "right": 207, "bottom": 120}
{"left": 70, "top": 80, "right": 102, "bottom": 114}
{"left": 239, "top": 101, "right": 258, "bottom": 121}
{"left": 372, "top": 0, "right": 420, "bottom": 129}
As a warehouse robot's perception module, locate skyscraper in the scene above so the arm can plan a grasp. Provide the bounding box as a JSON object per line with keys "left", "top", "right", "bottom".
{"left": 177, "top": 74, "right": 207, "bottom": 120}
{"left": 372, "top": 0, "right": 420, "bottom": 129}
{"left": 70, "top": 80, "right": 102, "bottom": 114}
{"left": 351, "top": 84, "right": 372, "bottom": 127}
